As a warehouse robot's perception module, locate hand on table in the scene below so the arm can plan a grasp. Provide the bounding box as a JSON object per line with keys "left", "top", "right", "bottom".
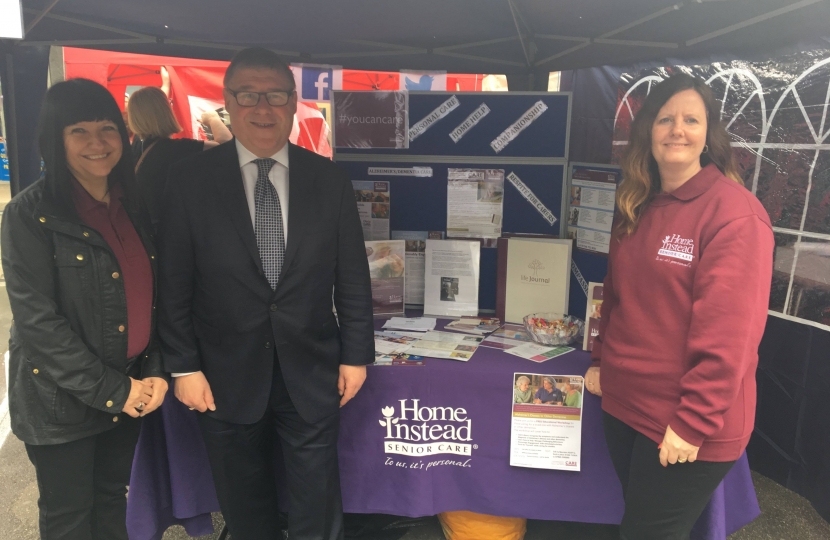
{"left": 339, "top": 365, "right": 367, "bottom": 407}
{"left": 174, "top": 371, "right": 216, "bottom": 413}
{"left": 122, "top": 378, "right": 154, "bottom": 418}
{"left": 139, "top": 377, "right": 169, "bottom": 416}
{"left": 659, "top": 425, "right": 699, "bottom": 467}
{"left": 584, "top": 366, "right": 602, "bottom": 396}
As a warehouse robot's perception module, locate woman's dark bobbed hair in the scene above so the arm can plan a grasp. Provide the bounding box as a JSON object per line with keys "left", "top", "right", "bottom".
{"left": 38, "top": 78, "right": 138, "bottom": 212}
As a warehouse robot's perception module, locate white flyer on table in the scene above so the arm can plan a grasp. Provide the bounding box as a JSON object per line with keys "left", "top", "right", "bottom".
{"left": 353, "top": 180, "right": 391, "bottom": 240}
{"left": 510, "top": 374, "right": 584, "bottom": 471}
{"left": 423, "top": 239, "right": 480, "bottom": 317}
{"left": 446, "top": 168, "right": 504, "bottom": 239}
{"left": 406, "top": 331, "right": 484, "bottom": 362}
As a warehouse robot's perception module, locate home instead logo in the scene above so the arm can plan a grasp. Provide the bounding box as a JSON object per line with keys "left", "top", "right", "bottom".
{"left": 658, "top": 234, "right": 695, "bottom": 262}
{"left": 520, "top": 259, "right": 550, "bottom": 285}
{"left": 380, "top": 400, "right": 473, "bottom": 456}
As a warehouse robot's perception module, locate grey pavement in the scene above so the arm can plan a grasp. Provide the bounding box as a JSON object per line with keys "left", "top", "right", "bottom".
{"left": 1, "top": 408, "right": 830, "bottom": 539}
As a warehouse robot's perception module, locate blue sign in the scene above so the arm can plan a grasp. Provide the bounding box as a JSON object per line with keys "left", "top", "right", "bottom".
{"left": 301, "top": 67, "right": 333, "bottom": 101}
{"left": 0, "top": 140, "right": 9, "bottom": 182}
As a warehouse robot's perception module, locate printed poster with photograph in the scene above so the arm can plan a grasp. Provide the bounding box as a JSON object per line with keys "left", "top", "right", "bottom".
{"left": 446, "top": 168, "right": 504, "bottom": 240}
{"left": 423, "top": 240, "right": 481, "bottom": 318}
{"left": 354, "top": 181, "right": 390, "bottom": 240}
{"left": 366, "top": 240, "right": 406, "bottom": 316}
{"left": 511, "top": 373, "right": 584, "bottom": 471}
{"left": 567, "top": 165, "right": 620, "bottom": 254}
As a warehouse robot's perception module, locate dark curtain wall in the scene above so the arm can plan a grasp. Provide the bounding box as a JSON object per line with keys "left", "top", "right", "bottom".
{"left": 0, "top": 44, "right": 50, "bottom": 196}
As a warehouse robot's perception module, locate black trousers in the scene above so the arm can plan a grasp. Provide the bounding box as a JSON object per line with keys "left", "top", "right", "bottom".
{"left": 25, "top": 415, "right": 142, "bottom": 540}
{"left": 197, "top": 359, "right": 343, "bottom": 540}
{"left": 603, "top": 412, "right": 736, "bottom": 540}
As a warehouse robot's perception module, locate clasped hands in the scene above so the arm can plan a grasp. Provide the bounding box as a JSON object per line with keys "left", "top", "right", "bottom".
{"left": 173, "top": 365, "right": 368, "bottom": 412}
{"left": 122, "top": 377, "right": 169, "bottom": 418}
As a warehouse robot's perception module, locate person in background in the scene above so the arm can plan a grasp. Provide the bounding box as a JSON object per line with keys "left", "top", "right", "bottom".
{"left": 514, "top": 375, "right": 533, "bottom": 404}
{"left": 127, "top": 86, "right": 232, "bottom": 229}
{"left": 584, "top": 73, "right": 773, "bottom": 540}
{"left": 533, "top": 377, "right": 563, "bottom": 405}
{"left": 1, "top": 78, "right": 168, "bottom": 539}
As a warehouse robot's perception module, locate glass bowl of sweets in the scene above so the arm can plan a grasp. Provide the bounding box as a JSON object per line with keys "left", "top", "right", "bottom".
{"left": 522, "top": 313, "right": 584, "bottom": 346}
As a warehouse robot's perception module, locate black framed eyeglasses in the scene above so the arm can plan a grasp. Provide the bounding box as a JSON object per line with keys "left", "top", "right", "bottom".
{"left": 225, "top": 88, "right": 295, "bottom": 107}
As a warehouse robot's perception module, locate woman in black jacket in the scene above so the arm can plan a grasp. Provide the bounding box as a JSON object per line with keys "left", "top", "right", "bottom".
{"left": 1, "top": 79, "right": 168, "bottom": 540}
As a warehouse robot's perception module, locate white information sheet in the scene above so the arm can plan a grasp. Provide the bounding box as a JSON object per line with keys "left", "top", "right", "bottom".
{"left": 567, "top": 165, "right": 620, "bottom": 254}
{"left": 353, "top": 181, "right": 391, "bottom": 240}
{"left": 510, "top": 374, "right": 584, "bottom": 471}
{"left": 424, "top": 239, "right": 480, "bottom": 317}
{"left": 446, "top": 168, "right": 504, "bottom": 239}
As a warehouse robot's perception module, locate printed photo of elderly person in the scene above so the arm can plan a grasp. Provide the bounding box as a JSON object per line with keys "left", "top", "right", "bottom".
{"left": 514, "top": 375, "right": 533, "bottom": 404}
{"left": 563, "top": 380, "right": 582, "bottom": 408}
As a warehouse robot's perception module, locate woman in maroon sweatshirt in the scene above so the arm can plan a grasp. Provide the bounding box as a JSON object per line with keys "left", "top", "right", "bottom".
{"left": 585, "top": 74, "right": 773, "bottom": 539}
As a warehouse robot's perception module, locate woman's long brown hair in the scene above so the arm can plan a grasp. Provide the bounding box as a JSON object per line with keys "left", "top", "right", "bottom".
{"left": 616, "top": 73, "right": 741, "bottom": 237}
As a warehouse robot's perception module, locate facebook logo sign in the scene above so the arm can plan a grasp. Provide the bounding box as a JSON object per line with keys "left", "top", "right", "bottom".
{"left": 301, "top": 67, "right": 332, "bottom": 101}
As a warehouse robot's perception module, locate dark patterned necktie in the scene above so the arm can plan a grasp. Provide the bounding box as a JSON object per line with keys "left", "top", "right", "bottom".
{"left": 253, "top": 158, "right": 285, "bottom": 290}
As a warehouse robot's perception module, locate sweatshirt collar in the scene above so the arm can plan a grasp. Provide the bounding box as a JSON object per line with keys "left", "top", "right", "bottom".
{"left": 651, "top": 163, "right": 720, "bottom": 206}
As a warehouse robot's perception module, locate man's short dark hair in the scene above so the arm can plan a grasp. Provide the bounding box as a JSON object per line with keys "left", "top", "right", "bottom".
{"left": 224, "top": 47, "right": 295, "bottom": 89}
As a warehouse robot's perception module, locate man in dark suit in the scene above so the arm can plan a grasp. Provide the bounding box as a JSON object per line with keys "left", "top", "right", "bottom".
{"left": 157, "top": 48, "right": 373, "bottom": 540}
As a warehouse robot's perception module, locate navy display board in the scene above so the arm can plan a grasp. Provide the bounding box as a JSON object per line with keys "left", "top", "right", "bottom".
{"left": 336, "top": 92, "right": 571, "bottom": 159}
{"left": 565, "top": 163, "right": 621, "bottom": 319}
{"left": 338, "top": 160, "right": 566, "bottom": 311}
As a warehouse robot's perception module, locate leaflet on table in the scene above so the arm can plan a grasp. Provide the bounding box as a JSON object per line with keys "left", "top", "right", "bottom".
{"left": 423, "top": 239, "right": 480, "bottom": 317}
{"left": 480, "top": 324, "right": 533, "bottom": 350}
{"left": 353, "top": 181, "right": 390, "bottom": 240}
{"left": 511, "top": 374, "right": 584, "bottom": 471}
{"left": 382, "top": 317, "right": 436, "bottom": 332}
{"left": 366, "top": 240, "right": 405, "bottom": 316}
{"left": 444, "top": 318, "right": 501, "bottom": 335}
{"left": 583, "top": 282, "right": 604, "bottom": 351}
{"left": 373, "top": 332, "right": 424, "bottom": 366}
{"left": 390, "top": 231, "right": 445, "bottom": 305}
{"left": 567, "top": 166, "right": 620, "bottom": 254}
{"left": 406, "top": 331, "right": 484, "bottom": 362}
{"left": 446, "top": 168, "right": 504, "bottom": 239}
{"left": 506, "top": 342, "right": 574, "bottom": 363}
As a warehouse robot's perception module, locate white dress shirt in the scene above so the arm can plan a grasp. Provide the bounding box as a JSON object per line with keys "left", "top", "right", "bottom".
{"left": 236, "top": 138, "right": 290, "bottom": 240}
{"left": 172, "top": 140, "right": 290, "bottom": 379}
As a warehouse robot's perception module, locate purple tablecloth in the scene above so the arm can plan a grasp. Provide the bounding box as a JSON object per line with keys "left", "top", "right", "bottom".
{"left": 127, "top": 321, "right": 760, "bottom": 540}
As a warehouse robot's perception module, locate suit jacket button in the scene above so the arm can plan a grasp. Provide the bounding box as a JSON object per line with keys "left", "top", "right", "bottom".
{"left": 76, "top": 254, "right": 84, "bottom": 261}
{"left": 112, "top": 272, "right": 120, "bottom": 279}
{"left": 113, "top": 416, "right": 119, "bottom": 422}
{"left": 118, "top": 325, "right": 126, "bottom": 332}
{"left": 265, "top": 341, "right": 271, "bottom": 349}
{"left": 106, "top": 400, "right": 114, "bottom": 407}
{"left": 32, "top": 368, "right": 39, "bottom": 374}
{"left": 270, "top": 304, "right": 277, "bottom": 312}
{"left": 83, "top": 231, "right": 90, "bottom": 237}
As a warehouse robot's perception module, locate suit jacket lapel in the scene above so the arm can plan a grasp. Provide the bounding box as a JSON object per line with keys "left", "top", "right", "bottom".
{"left": 214, "top": 141, "right": 265, "bottom": 276}
{"left": 278, "top": 144, "right": 314, "bottom": 287}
